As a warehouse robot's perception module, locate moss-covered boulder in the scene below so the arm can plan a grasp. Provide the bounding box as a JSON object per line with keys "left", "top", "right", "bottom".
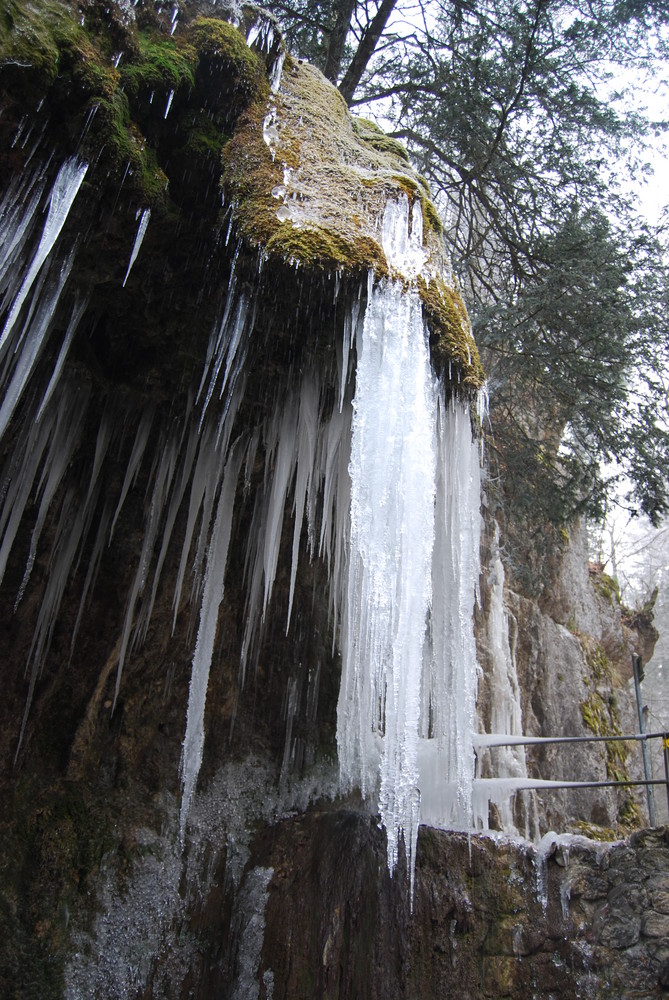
{"left": 223, "top": 55, "right": 483, "bottom": 388}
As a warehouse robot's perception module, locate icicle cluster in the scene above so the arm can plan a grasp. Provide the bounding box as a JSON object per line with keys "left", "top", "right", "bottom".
{"left": 0, "top": 158, "right": 90, "bottom": 756}
{"left": 337, "top": 197, "right": 482, "bottom": 895}
{"left": 0, "top": 159, "right": 483, "bottom": 896}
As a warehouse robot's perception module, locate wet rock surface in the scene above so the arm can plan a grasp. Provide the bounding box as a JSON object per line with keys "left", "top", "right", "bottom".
{"left": 0, "top": 3, "right": 664, "bottom": 999}
{"left": 245, "top": 818, "right": 669, "bottom": 999}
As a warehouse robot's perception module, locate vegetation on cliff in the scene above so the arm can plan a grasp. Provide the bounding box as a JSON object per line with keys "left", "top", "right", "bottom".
{"left": 264, "top": 0, "right": 669, "bottom": 556}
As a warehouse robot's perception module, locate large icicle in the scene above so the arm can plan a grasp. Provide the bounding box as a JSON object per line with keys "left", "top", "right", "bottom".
{"left": 0, "top": 158, "right": 87, "bottom": 356}
{"left": 337, "top": 196, "right": 482, "bottom": 894}
{"left": 122, "top": 208, "right": 151, "bottom": 287}
{"left": 417, "top": 395, "right": 482, "bottom": 831}
{"left": 0, "top": 251, "right": 76, "bottom": 439}
{"left": 180, "top": 442, "right": 245, "bottom": 842}
{"left": 471, "top": 524, "right": 537, "bottom": 835}
{"left": 337, "top": 198, "right": 439, "bottom": 888}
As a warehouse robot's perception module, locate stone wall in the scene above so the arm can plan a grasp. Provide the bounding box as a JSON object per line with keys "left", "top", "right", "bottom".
{"left": 250, "top": 818, "right": 669, "bottom": 1000}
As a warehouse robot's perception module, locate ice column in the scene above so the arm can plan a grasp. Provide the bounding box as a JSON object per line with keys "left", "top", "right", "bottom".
{"left": 418, "top": 395, "right": 482, "bottom": 830}
{"left": 338, "top": 196, "right": 482, "bottom": 890}
{"left": 471, "top": 525, "right": 537, "bottom": 835}
{"left": 338, "top": 271, "right": 438, "bottom": 883}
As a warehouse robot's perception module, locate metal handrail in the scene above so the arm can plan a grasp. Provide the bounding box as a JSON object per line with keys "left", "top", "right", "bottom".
{"left": 474, "top": 729, "right": 669, "bottom": 818}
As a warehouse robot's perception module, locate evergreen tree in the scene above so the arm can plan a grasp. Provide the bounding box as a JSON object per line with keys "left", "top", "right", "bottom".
{"left": 264, "top": 0, "right": 669, "bottom": 541}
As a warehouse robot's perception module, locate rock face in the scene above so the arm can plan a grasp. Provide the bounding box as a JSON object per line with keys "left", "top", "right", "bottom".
{"left": 0, "top": 2, "right": 663, "bottom": 998}
{"left": 476, "top": 520, "right": 658, "bottom": 836}
{"left": 58, "top": 802, "right": 669, "bottom": 999}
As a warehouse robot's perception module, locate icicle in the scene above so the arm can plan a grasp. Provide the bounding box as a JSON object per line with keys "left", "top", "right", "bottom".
{"left": 337, "top": 270, "right": 438, "bottom": 895}
{"left": 109, "top": 407, "right": 155, "bottom": 540}
{"left": 417, "top": 396, "right": 481, "bottom": 833}
{"left": 286, "top": 376, "right": 319, "bottom": 630}
{"left": 180, "top": 442, "right": 245, "bottom": 843}
{"left": 122, "top": 208, "right": 151, "bottom": 287}
{"left": 200, "top": 293, "right": 250, "bottom": 429}
{"left": 35, "top": 293, "right": 87, "bottom": 421}
{"left": 0, "top": 158, "right": 87, "bottom": 355}
{"left": 0, "top": 377, "right": 89, "bottom": 589}
{"left": 261, "top": 397, "right": 298, "bottom": 620}
{"left": 0, "top": 250, "right": 75, "bottom": 440}
{"left": 269, "top": 51, "right": 285, "bottom": 93}
{"left": 0, "top": 174, "right": 44, "bottom": 284}
{"left": 337, "top": 197, "right": 482, "bottom": 900}
{"left": 316, "top": 392, "right": 352, "bottom": 638}
{"left": 113, "top": 431, "right": 181, "bottom": 707}
{"left": 172, "top": 420, "right": 219, "bottom": 631}
{"left": 13, "top": 381, "right": 90, "bottom": 604}
{"left": 473, "top": 523, "right": 535, "bottom": 834}
{"left": 15, "top": 463, "right": 101, "bottom": 764}
{"left": 69, "top": 500, "right": 113, "bottom": 654}
{"left": 135, "top": 419, "right": 200, "bottom": 647}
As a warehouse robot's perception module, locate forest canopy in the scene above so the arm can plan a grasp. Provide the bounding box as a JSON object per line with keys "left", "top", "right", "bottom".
{"left": 263, "top": 0, "right": 669, "bottom": 536}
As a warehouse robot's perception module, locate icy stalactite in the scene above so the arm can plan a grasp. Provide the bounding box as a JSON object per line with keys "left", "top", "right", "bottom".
{"left": 337, "top": 197, "right": 482, "bottom": 894}
{"left": 0, "top": 377, "right": 90, "bottom": 590}
{"left": 247, "top": 15, "right": 285, "bottom": 92}
{"left": 0, "top": 252, "right": 75, "bottom": 440}
{"left": 337, "top": 274, "right": 437, "bottom": 888}
{"left": 122, "top": 208, "right": 151, "bottom": 287}
{"left": 180, "top": 442, "right": 245, "bottom": 842}
{"left": 0, "top": 157, "right": 87, "bottom": 356}
{"left": 0, "top": 160, "right": 483, "bottom": 885}
{"left": 236, "top": 379, "right": 352, "bottom": 694}
{"left": 417, "top": 394, "right": 482, "bottom": 832}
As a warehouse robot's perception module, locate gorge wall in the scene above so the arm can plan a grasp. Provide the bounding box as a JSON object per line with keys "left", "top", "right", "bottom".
{"left": 0, "top": 2, "right": 666, "bottom": 998}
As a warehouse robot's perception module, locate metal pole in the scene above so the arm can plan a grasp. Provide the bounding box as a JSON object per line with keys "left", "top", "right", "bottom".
{"left": 632, "top": 653, "right": 656, "bottom": 826}
{"left": 664, "top": 732, "right": 669, "bottom": 817}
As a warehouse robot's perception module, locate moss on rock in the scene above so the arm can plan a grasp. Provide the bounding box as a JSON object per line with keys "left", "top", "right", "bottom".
{"left": 120, "top": 32, "right": 196, "bottom": 102}
{"left": 419, "top": 274, "right": 484, "bottom": 388}
{"left": 223, "top": 56, "right": 483, "bottom": 384}
{"left": 1, "top": 0, "right": 483, "bottom": 382}
{"left": 351, "top": 116, "right": 411, "bottom": 163}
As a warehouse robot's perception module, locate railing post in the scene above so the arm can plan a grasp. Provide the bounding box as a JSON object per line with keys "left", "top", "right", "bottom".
{"left": 632, "top": 654, "right": 655, "bottom": 826}
{"left": 662, "top": 733, "right": 669, "bottom": 810}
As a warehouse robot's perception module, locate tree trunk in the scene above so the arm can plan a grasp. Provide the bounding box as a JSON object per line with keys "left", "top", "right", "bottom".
{"left": 324, "top": 0, "right": 359, "bottom": 83}
{"left": 339, "top": 0, "right": 397, "bottom": 102}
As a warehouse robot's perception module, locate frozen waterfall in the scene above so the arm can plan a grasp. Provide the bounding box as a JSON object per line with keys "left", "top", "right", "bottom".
{"left": 338, "top": 199, "right": 482, "bottom": 892}
{"left": 0, "top": 160, "right": 482, "bottom": 893}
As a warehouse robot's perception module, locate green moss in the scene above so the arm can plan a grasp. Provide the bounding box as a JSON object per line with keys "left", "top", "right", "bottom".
{"left": 120, "top": 33, "right": 196, "bottom": 101}
{"left": 617, "top": 795, "right": 643, "bottom": 832}
{"left": 420, "top": 191, "right": 443, "bottom": 237}
{"left": 594, "top": 571, "right": 621, "bottom": 604}
{"left": 89, "top": 90, "right": 168, "bottom": 202}
{"left": 224, "top": 59, "right": 479, "bottom": 389}
{"left": 352, "top": 116, "right": 410, "bottom": 163}
{"left": 190, "top": 16, "right": 268, "bottom": 103}
{"left": 586, "top": 643, "right": 613, "bottom": 684}
{"left": 0, "top": 0, "right": 64, "bottom": 84}
{"left": 418, "top": 274, "right": 484, "bottom": 387}
{"left": 580, "top": 688, "right": 632, "bottom": 782}
{"left": 0, "top": 0, "right": 120, "bottom": 97}
{"left": 180, "top": 109, "right": 227, "bottom": 160}
{"left": 573, "top": 821, "right": 619, "bottom": 841}
{"left": 266, "top": 223, "right": 388, "bottom": 274}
